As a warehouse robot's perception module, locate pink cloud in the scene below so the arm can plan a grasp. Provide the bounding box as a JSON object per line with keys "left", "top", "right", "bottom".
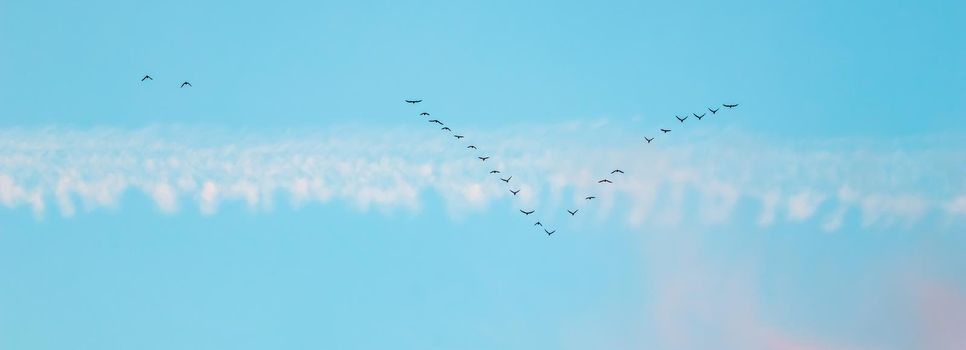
{"left": 910, "top": 278, "right": 966, "bottom": 350}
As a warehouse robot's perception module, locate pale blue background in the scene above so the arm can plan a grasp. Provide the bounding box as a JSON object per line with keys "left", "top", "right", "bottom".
{"left": 1, "top": 0, "right": 964, "bottom": 349}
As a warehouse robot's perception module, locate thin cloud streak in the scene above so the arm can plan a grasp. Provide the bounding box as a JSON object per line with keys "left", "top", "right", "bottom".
{"left": 0, "top": 125, "right": 963, "bottom": 230}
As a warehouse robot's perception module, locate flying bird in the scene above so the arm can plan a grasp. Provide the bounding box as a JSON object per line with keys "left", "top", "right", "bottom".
{"left": 510, "top": 189, "right": 520, "bottom": 196}
{"left": 489, "top": 170, "right": 500, "bottom": 174}
{"left": 676, "top": 115, "right": 687, "bottom": 123}
{"left": 545, "top": 229, "right": 555, "bottom": 235}
{"left": 567, "top": 209, "right": 578, "bottom": 216}
{"left": 534, "top": 221, "right": 542, "bottom": 226}
{"left": 405, "top": 100, "right": 422, "bottom": 104}
{"left": 520, "top": 209, "right": 535, "bottom": 215}
{"left": 420, "top": 112, "right": 430, "bottom": 116}
{"left": 661, "top": 128, "right": 671, "bottom": 133}
{"left": 611, "top": 169, "right": 624, "bottom": 174}
{"left": 141, "top": 75, "right": 153, "bottom": 81}
{"left": 467, "top": 145, "right": 477, "bottom": 149}
{"left": 598, "top": 179, "right": 613, "bottom": 184}
{"left": 709, "top": 107, "right": 719, "bottom": 114}
{"left": 454, "top": 135, "right": 464, "bottom": 139}
{"left": 644, "top": 137, "right": 654, "bottom": 143}
{"left": 723, "top": 103, "right": 739, "bottom": 108}
{"left": 180, "top": 81, "right": 192, "bottom": 88}
{"left": 693, "top": 113, "right": 706, "bottom": 120}
{"left": 429, "top": 119, "right": 443, "bottom": 125}
{"left": 501, "top": 176, "right": 512, "bottom": 183}
{"left": 585, "top": 196, "right": 596, "bottom": 200}
{"left": 441, "top": 127, "right": 451, "bottom": 131}
{"left": 478, "top": 156, "right": 490, "bottom": 161}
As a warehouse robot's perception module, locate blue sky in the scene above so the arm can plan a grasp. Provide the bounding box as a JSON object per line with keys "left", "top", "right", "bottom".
{"left": 1, "top": 0, "right": 965, "bottom": 349}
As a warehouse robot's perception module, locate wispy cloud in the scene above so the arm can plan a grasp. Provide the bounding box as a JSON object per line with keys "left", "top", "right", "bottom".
{"left": 0, "top": 125, "right": 963, "bottom": 230}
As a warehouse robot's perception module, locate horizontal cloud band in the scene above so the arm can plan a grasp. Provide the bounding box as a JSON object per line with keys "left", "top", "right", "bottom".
{"left": 1, "top": 125, "right": 963, "bottom": 230}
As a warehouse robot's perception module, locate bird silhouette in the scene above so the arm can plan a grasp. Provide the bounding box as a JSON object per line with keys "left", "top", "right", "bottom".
{"left": 420, "top": 112, "right": 430, "bottom": 116}
{"left": 510, "top": 189, "right": 520, "bottom": 195}
{"left": 141, "top": 75, "right": 153, "bottom": 81}
{"left": 644, "top": 137, "right": 654, "bottom": 143}
{"left": 598, "top": 179, "right": 613, "bottom": 184}
{"left": 180, "top": 81, "right": 192, "bottom": 88}
{"left": 520, "top": 209, "right": 535, "bottom": 215}
{"left": 489, "top": 170, "right": 500, "bottom": 174}
{"left": 723, "top": 103, "right": 738, "bottom": 108}
{"left": 467, "top": 145, "right": 477, "bottom": 149}
{"left": 501, "top": 176, "right": 512, "bottom": 183}
{"left": 693, "top": 113, "right": 706, "bottom": 120}
{"left": 454, "top": 135, "right": 464, "bottom": 139}
{"left": 567, "top": 209, "right": 578, "bottom": 216}
{"left": 661, "top": 128, "right": 671, "bottom": 133}
{"left": 405, "top": 100, "right": 422, "bottom": 104}
{"left": 676, "top": 115, "right": 687, "bottom": 123}
{"left": 585, "top": 196, "right": 596, "bottom": 200}
{"left": 611, "top": 169, "right": 624, "bottom": 174}
{"left": 709, "top": 107, "right": 719, "bottom": 114}
{"left": 478, "top": 156, "right": 490, "bottom": 161}
{"left": 441, "top": 127, "right": 451, "bottom": 131}
{"left": 534, "top": 221, "right": 542, "bottom": 226}
{"left": 429, "top": 119, "right": 443, "bottom": 125}
{"left": 545, "top": 229, "right": 555, "bottom": 235}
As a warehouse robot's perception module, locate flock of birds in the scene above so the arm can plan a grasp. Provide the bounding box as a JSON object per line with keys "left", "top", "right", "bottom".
{"left": 138, "top": 74, "right": 738, "bottom": 235}
{"left": 404, "top": 99, "right": 740, "bottom": 236}
{"left": 140, "top": 74, "right": 192, "bottom": 88}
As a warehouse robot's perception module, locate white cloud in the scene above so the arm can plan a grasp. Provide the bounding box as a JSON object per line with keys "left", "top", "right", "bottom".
{"left": 150, "top": 182, "right": 178, "bottom": 213}
{"left": 859, "top": 194, "right": 928, "bottom": 228}
{"left": 943, "top": 195, "right": 966, "bottom": 217}
{"left": 0, "top": 173, "right": 44, "bottom": 215}
{"left": 0, "top": 125, "right": 962, "bottom": 231}
{"left": 821, "top": 186, "right": 859, "bottom": 232}
{"left": 199, "top": 181, "right": 219, "bottom": 215}
{"left": 757, "top": 191, "right": 780, "bottom": 227}
{"left": 787, "top": 191, "right": 826, "bottom": 222}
